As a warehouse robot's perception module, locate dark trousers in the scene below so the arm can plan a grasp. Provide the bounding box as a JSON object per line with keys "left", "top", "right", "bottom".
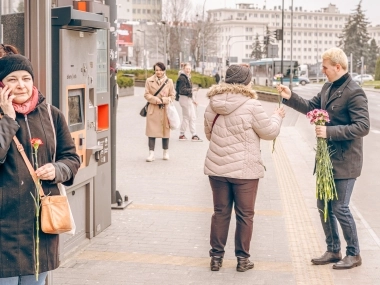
{"left": 317, "top": 178, "right": 359, "bottom": 256}
{"left": 148, "top": 137, "right": 169, "bottom": 151}
{"left": 209, "top": 176, "right": 259, "bottom": 258}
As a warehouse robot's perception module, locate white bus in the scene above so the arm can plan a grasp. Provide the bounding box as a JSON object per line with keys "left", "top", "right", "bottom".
{"left": 250, "top": 58, "right": 300, "bottom": 87}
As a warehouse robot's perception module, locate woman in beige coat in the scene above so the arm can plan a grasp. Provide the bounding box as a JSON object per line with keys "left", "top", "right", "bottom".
{"left": 144, "top": 62, "right": 175, "bottom": 162}
{"left": 204, "top": 64, "right": 285, "bottom": 272}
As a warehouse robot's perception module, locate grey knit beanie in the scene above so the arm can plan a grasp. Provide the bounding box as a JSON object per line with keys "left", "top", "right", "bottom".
{"left": 0, "top": 54, "right": 34, "bottom": 81}
{"left": 225, "top": 64, "right": 252, "bottom": 85}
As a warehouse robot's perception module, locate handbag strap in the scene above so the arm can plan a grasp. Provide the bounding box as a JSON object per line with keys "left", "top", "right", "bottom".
{"left": 13, "top": 136, "right": 45, "bottom": 198}
{"left": 211, "top": 114, "right": 220, "bottom": 133}
{"left": 47, "top": 104, "right": 57, "bottom": 161}
{"left": 153, "top": 78, "right": 169, "bottom": 97}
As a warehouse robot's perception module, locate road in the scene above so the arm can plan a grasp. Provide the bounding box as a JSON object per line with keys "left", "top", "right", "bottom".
{"left": 288, "top": 84, "right": 380, "bottom": 243}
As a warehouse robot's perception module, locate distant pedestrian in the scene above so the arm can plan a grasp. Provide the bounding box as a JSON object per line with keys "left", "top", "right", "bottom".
{"left": 277, "top": 47, "right": 370, "bottom": 270}
{"left": 177, "top": 63, "right": 203, "bottom": 142}
{"left": 144, "top": 62, "right": 175, "bottom": 162}
{"left": 214, "top": 72, "right": 220, "bottom": 84}
{"left": 0, "top": 54, "right": 80, "bottom": 284}
{"left": 204, "top": 64, "right": 285, "bottom": 272}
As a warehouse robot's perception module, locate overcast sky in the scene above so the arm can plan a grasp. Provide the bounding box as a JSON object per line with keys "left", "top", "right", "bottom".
{"left": 196, "top": 0, "right": 379, "bottom": 26}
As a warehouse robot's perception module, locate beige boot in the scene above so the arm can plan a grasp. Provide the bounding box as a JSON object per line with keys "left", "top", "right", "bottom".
{"left": 163, "top": 149, "right": 169, "bottom": 160}
{"left": 146, "top": 150, "right": 155, "bottom": 162}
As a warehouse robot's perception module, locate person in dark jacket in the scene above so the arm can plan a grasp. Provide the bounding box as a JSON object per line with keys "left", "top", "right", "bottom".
{"left": 177, "top": 63, "right": 202, "bottom": 142}
{"left": 277, "top": 47, "right": 370, "bottom": 270}
{"left": 0, "top": 54, "right": 80, "bottom": 284}
{"left": 214, "top": 72, "right": 220, "bottom": 84}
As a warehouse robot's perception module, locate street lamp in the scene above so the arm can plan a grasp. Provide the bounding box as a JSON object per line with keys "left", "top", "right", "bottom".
{"left": 137, "top": 29, "right": 147, "bottom": 80}
{"left": 161, "top": 21, "right": 167, "bottom": 66}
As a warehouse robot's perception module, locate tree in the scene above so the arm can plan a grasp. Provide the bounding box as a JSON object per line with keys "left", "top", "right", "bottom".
{"left": 262, "top": 26, "right": 275, "bottom": 58}
{"left": 250, "top": 34, "right": 262, "bottom": 60}
{"left": 339, "top": 1, "right": 370, "bottom": 72}
{"left": 375, "top": 57, "right": 380, "bottom": 80}
{"left": 367, "top": 39, "right": 379, "bottom": 74}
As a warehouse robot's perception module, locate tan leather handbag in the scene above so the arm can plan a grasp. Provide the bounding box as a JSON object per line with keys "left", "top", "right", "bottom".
{"left": 13, "top": 135, "right": 72, "bottom": 234}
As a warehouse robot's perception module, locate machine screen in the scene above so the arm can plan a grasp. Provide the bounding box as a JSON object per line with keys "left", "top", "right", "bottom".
{"left": 67, "top": 88, "right": 85, "bottom": 132}
{"left": 68, "top": 95, "right": 82, "bottom": 125}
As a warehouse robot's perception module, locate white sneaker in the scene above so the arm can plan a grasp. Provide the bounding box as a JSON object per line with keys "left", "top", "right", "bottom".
{"left": 146, "top": 150, "right": 155, "bottom": 162}
{"left": 163, "top": 150, "right": 169, "bottom": 160}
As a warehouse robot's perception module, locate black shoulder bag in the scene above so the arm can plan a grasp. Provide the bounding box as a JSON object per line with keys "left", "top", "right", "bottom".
{"left": 140, "top": 79, "right": 169, "bottom": 117}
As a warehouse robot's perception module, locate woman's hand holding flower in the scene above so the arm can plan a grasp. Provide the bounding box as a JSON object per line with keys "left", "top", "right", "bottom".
{"left": 274, "top": 106, "right": 286, "bottom": 118}
{"left": 0, "top": 85, "right": 16, "bottom": 119}
{"left": 35, "top": 163, "right": 56, "bottom": 181}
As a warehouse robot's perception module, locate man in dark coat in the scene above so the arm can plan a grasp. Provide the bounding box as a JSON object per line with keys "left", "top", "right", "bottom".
{"left": 277, "top": 47, "right": 370, "bottom": 270}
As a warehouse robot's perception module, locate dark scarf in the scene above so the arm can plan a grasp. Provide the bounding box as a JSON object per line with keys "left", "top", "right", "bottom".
{"left": 329, "top": 72, "right": 349, "bottom": 98}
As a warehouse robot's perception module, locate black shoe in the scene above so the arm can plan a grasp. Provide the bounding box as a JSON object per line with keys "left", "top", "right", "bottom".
{"left": 333, "top": 255, "right": 362, "bottom": 270}
{"left": 311, "top": 251, "right": 342, "bottom": 265}
{"left": 210, "top": 256, "right": 223, "bottom": 271}
{"left": 236, "top": 257, "right": 254, "bottom": 272}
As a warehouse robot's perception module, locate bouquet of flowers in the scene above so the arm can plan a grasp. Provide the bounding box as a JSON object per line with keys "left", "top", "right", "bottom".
{"left": 306, "top": 109, "right": 337, "bottom": 222}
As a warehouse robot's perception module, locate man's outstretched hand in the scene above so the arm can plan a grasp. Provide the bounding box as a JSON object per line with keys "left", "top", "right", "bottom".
{"left": 276, "top": 84, "right": 292, "bottom": 100}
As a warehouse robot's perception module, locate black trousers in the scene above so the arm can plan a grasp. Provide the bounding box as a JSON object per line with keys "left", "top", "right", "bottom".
{"left": 208, "top": 176, "right": 259, "bottom": 258}
{"left": 148, "top": 137, "right": 169, "bottom": 151}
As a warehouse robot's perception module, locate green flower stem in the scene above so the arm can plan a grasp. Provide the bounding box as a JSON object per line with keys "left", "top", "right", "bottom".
{"left": 272, "top": 94, "right": 282, "bottom": 153}
{"left": 31, "top": 150, "right": 41, "bottom": 281}
{"left": 315, "top": 137, "right": 338, "bottom": 222}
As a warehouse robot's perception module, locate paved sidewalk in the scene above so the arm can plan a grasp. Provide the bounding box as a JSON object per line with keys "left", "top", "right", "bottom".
{"left": 53, "top": 87, "right": 380, "bottom": 285}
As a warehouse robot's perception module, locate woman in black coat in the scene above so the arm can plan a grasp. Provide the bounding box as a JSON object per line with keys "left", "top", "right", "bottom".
{"left": 177, "top": 63, "right": 203, "bottom": 142}
{"left": 0, "top": 54, "right": 80, "bottom": 284}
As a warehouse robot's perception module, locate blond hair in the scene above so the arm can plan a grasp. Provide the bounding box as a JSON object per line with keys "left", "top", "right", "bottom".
{"left": 321, "top": 47, "right": 348, "bottom": 70}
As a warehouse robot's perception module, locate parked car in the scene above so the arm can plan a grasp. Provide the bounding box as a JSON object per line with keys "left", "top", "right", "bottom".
{"left": 298, "top": 76, "right": 310, "bottom": 86}
{"left": 350, "top": 72, "right": 358, "bottom": 78}
{"left": 353, "top": 74, "right": 374, "bottom": 84}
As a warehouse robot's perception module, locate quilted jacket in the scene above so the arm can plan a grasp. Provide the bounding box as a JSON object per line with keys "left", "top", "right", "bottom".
{"left": 204, "top": 83, "right": 283, "bottom": 179}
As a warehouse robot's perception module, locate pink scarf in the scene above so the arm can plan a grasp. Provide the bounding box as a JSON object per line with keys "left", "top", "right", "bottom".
{"left": 12, "top": 86, "right": 39, "bottom": 115}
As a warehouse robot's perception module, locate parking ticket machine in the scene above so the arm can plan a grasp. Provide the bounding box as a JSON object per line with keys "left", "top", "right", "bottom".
{"left": 51, "top": 5, "right": 111, "bottom": 259}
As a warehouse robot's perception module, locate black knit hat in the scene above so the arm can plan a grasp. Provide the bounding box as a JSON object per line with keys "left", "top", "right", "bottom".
{"left": 225, "top": 64, "right": 252, "bottom": 85}
{"left": 0, "top": 54, "right": 34, "bottom": 81}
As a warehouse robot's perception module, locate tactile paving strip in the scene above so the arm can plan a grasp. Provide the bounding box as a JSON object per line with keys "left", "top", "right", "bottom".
{"left": 272, "top": 138, "right": 334, "bottom": 284}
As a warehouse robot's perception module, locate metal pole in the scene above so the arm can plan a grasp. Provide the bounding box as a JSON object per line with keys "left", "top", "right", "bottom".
{"left": 144, "top": 31, "right": 147, "bottom": 79}
{"left": 105, "top": 0, "right": 118, "bottom": 204}
{"left": 289, "top": 1, "right": 293, "bottom": 91}
{"left": 350, "top": 53, "right": 353, "bottom": 76}
{"left": 0, "top": 0, "right": 3, "bottom": 43}
{"left": 280, "top": 0, "right": 284, "bottom": 85}
{"left": 163, "top": 21, "right": 167, "bottom": 66}
{"left": 361, "top": 56, "right": 364, "bottom": 85}
{"left": 202, "top": 0, "right": 207, "bottom": 75}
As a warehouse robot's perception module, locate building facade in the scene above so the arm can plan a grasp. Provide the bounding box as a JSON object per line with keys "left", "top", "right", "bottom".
{"left": 131, "top": 0, "right": 162, "bottom": 22}
{"left": 209, "top": 3, "right": 380, "bottom": 66}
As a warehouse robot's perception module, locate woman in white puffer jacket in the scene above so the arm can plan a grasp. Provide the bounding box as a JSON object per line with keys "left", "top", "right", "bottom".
{"left": 204, "top": 64, "right": 285, "bottom": 273}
